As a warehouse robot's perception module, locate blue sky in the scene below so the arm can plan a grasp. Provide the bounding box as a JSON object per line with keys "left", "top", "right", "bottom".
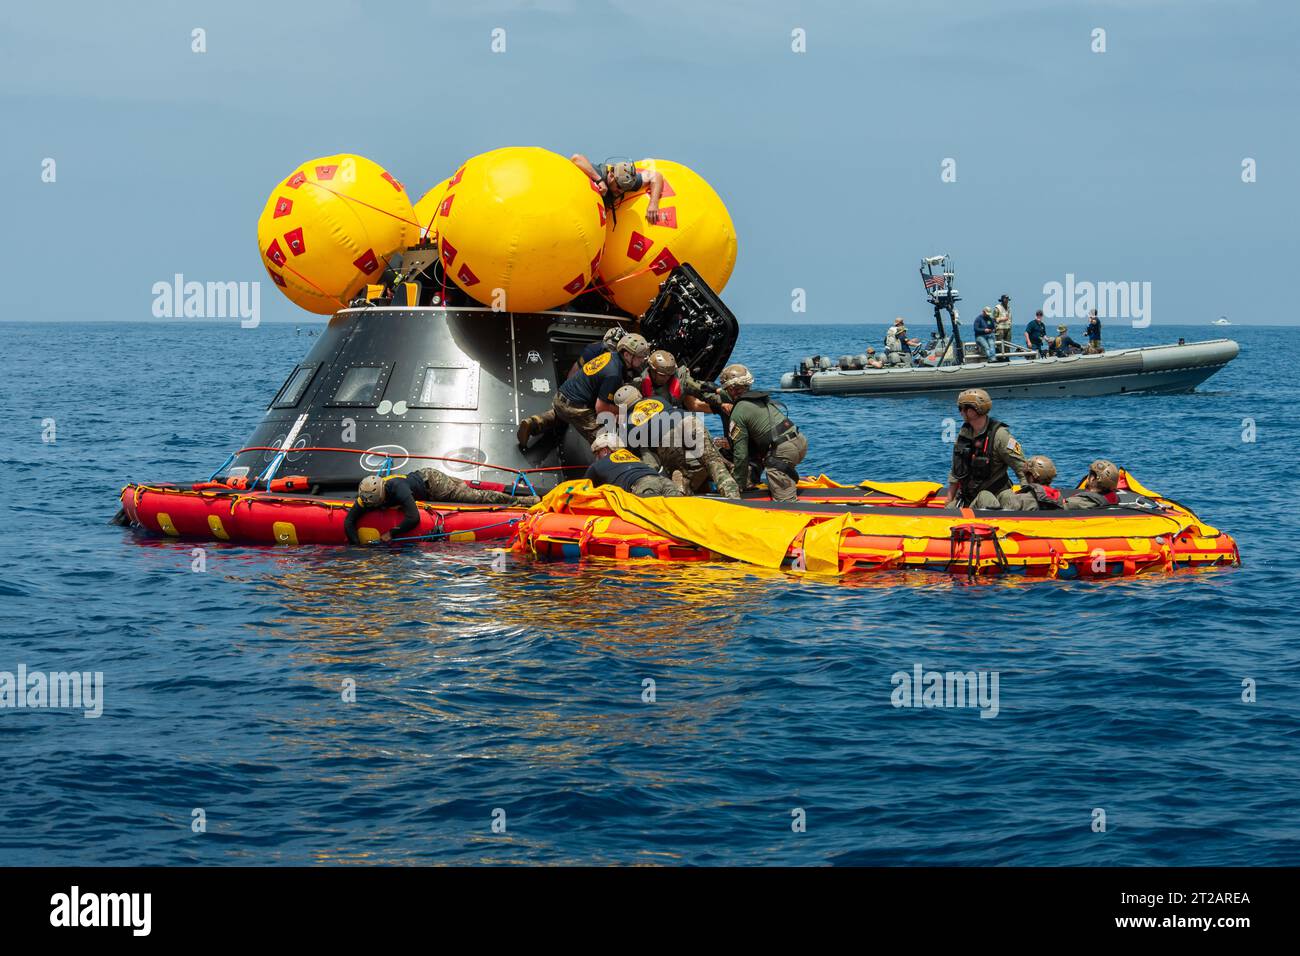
{"left": 3, "top": 0, "right": 1296, "bottom": 326}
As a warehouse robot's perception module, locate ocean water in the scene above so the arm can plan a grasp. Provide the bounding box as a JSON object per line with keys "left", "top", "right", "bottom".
{"left": 1, "top": 319, "right": 1296, "bottom": 866}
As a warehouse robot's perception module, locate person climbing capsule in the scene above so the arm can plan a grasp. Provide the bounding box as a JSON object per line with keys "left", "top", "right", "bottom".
{"left": 613, "top": 385, "right": 740, "bottom": 498}
{"left": 517, "top": 332, "right": 650, "bottom": 449}
{"left": 344, "top": 469, "right": 537, "bottom": 544}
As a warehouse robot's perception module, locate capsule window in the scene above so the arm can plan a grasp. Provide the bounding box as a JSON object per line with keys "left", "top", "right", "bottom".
{"left": 269, "top": 363, "right": 319, "bottom": 409}
{"left": 328, "top": 364, "right": 392, "bottom": 407}
{"left": 411, "top": 365, "right": 479, "bottom": 409}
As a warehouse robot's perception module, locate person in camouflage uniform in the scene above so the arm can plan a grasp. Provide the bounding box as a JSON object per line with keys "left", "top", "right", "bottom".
{"left": 1064, "top": 459, "right": 1121, "bottom": 509}
{"left": 635, "top": 349, "right": 729, "bottom": 417}
{"left": 945, "top": 388, "right": 1029, "bottom": 509}
{"left": 612, "top": 385, "right": 740, "bottom": 498}
{"left": 719, "top": 364, "right": 807, "bottom": 502}
{"left": 991, "top": 455, "right": 1066, "bottom": 511}
{"left": 344, "top": 468, "right": 537, "bottom": 544}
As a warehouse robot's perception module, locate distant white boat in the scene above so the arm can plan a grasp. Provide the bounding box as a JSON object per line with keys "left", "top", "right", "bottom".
{"left": 1214, "top": 317, "right": 1231, "bottom": 326}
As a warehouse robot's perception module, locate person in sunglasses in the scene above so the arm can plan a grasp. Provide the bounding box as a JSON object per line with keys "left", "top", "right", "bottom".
{"left": 944, "top": 388, "right": 1029, "bottom": 509}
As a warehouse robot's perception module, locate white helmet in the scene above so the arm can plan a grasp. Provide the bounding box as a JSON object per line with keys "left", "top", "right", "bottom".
{"left": 358, "top": 475, "right": 386, "bottom": 507}
{"left": 590, "top": 432, "right": 624, "bottom": 455}
{"left": 612, "top": 384, "right": 642, "bottom": 408}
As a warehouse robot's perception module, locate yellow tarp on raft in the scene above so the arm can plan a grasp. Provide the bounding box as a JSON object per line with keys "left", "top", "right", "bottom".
{"left": 534, "top": 476, "right": 1203, "bottom": 574}
{"left": 799, "top": 474, "right": 943, "bottom": 503}
{"left": 538, "top": 480, "right": 810, "bottom": 568}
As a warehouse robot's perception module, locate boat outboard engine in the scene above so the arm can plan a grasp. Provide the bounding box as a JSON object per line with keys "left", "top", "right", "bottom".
{"left": 855, "top": 353, "right": 871, "bottom": 368}
{"left": 838, "top": 354, "right": 859, "bottom": 370}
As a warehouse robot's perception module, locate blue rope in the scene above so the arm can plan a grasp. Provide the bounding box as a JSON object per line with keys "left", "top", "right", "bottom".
{"left": 390, "top": 516, "right": 521, "bottom": 543}
{"left": 253, "top": 451, "right": 286, "bottom": 491}
{"left": 207, "top": 452, "right": 235, "bottom": 482}
{"left": 378, "top": 455, "right": 394, "bottom": 478}
{"left": 508, "top": 470, "right": 538, "bottom": 497}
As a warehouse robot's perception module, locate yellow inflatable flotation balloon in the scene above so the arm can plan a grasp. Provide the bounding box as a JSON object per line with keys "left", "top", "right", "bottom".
{"left": 434, "top": 147, "right": 606, "bottom": 312}
{"left": 595, "top": 159, "right": 737, "bottom": 317}
{"left": 413, "top": 177, "right": 450, "bottom": 242}
{"left": 257, "top": 154, "right": 418, "bottom": 315}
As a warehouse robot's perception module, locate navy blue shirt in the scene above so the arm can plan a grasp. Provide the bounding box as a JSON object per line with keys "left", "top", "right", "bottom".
{"left": 1026, "top": 318, "right": 1047, "bottom": 344}
{"left": 974, "top": 314, "right": 995, "bottom": 336}
{"left": 585, "top": 450, "right": 657, "bottom": 491}
{"left": 560, "top": 348, "right": 625, "bottom": 407}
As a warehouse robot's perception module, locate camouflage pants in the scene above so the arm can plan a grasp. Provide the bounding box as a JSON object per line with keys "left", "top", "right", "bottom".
{"left": 641, "top": 421, "right": 740, "bottom": 498}
{"left": 412, "top": 468, "right": 536, "bottom": 506}
{"left": 764, "top": 432, "right": 808, "bottom": 503}
{"left": 628, "top": 474, "right": 683, "bottom": 498}
{"left": 995, "top": 326, "right": 1012, "bottom": 353}
{"left": 553, "top": 393, "right": 606, "bottom": 446}
{"left": 968, "top": 487, "right": 1018, "bottom": 510}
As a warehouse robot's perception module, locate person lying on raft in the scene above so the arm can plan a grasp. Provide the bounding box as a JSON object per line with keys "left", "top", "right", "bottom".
{"left": 570, "top": 155, "right": 666, "bottom": 224}
{"left": 585, "top": 432, "right": 683, "bottom": 498}
{"left": 344, "top": 470, "right": 538, "bottom": 544}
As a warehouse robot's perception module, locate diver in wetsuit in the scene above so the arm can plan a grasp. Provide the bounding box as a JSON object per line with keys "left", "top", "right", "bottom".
{"left": 344, "top": 469, "right": 537, "bottom": 544}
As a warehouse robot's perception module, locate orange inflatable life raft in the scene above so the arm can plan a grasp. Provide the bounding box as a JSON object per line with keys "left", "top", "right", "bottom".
{"left": 514, "top": 472, "right": 1241, "bottom": 579}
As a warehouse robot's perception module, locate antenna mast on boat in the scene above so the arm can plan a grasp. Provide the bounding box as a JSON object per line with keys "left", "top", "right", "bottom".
{"left": 920, "top": 254, "right": 963, "bottom": 365}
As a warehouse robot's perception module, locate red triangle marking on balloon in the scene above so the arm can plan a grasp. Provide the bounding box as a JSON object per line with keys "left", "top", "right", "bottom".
{"left": 285, "top": 172, "right": 306, "bottom": 189}
{"left": 440, "top": 238, "right": 457, "bottom": 267}
{"left": 284, "top": 227, "right": 306, "bottom": 256}
{"left": 626, "top": 231, "right": 652, "bottom": 262}
{"left": 655, "top": 207, "right": 678, "bottom": 229}
{"left": 353, "top": 249, "right": 380, "bottom": 275}
{"left": 648, "top": 247, "right": 679, "bottom": 276}
{"left": 448, "top": 167, "right": 464, "bottom": 188}
{"left": 597, "top": 203, "right": 607, "bottom": 227}
{"left": 266, "top": 239, "right": 286, "bottom": 267}
{"left": 439, "top": 193, "right": 455, "bottom": 217}
{"left": 381, "top": 171, "right": 404, "bottom": 192}
{"left": 274, "top": 197, "right": 293, "bottom": 218}
{"left": 659, "top": 177, "right": 674, "bottom": 198}
{"left": 457, "top": 263, "right": 479, "bottom": 286}
{"left": 267, "top": 267, "right": 286, "bottom": 287}
{"left": 316, "top": 165, "right": 338, "bottom": 181}
{"left": 563, "top": 274, "right": 585, "bottom": 295}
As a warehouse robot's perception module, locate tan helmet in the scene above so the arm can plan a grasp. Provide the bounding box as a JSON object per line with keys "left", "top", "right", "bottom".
{"left": 866, "top": 347, "right": 876, "bottom": 355}
{"left": 612, "top": 384, "right": 642, "bottom": 408}
{"left": 1025, "top": 455, "right": 1056, "bottom": 484}
{"left": 1089, "top": 459, "right": 1120, "bottom": 492}
{"left": 720, "top": 363, "right": 754, "bottom": 389}
{"left": 647, "top": 349, "right": 677, "bottom": 376}
{"left": 956, "top": 387, "right": 992, "bottom": 414}
{"left": 1057, "top": 324, "right": 1069, "bottom": 333}
{"left": 619, "top": 332, "right": 650, "bottom": 359}
{"left": 609, "top": 161, "right": 640, "bottom": 191}
{"left": 358, "top": 475, "right": 386, "bottom": 507}
{"left": 601, "top": 325, "right": 625, "bottom": 348}
{"left": 590, "top": 432, "right": 624, "bottom": 455}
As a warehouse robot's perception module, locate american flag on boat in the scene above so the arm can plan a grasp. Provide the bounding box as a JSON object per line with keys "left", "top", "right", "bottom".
{"left": 924, "top": 273, "right": 947, "bottom": 289}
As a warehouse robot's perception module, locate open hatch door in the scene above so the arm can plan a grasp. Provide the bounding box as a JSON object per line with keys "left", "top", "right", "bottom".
{"left": 639, "top": 263, "right": 740, "bottom": 383}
